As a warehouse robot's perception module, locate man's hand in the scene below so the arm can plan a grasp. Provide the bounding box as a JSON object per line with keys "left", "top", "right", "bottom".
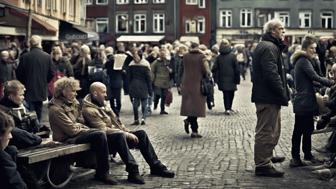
{"left": 126, "top": 132, "right": 139, "bottom": 145}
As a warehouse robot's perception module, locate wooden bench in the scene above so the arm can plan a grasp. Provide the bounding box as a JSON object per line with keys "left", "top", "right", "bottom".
{"left": 18, "top": 141, "right": 92, "bottom": 188}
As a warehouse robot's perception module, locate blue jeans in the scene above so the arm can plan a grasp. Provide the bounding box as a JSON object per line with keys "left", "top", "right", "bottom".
{"left": 132, "top": 98, "right": 148, "bottom": 121}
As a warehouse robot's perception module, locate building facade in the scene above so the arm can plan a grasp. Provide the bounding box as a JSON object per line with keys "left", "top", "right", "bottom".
{"left": 216, "top": 0, "right": 336, "bottom": 44}
{"left": 179, "top": 0, "right": 212, "bottom": 46}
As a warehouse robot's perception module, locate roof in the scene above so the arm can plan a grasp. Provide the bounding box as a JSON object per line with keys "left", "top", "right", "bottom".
{"left": 116, "top": 35, "right": 164, "bottom": 42}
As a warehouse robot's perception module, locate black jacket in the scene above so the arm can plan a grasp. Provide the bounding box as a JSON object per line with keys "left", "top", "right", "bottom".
{"left": 0, "top": 146, "right": 27, "bottom": 189}
{"left": 128, "top": 60, "right": 152, "bottom": 99}
{"left": 292, "top": 51, "right": 333, "bottom": 115}
{"left": 212, "top": 45, "right": 240, "bottom": 91}
{"left": 251, "top": 33, "right": 290, "bottom": 106}
{"left": 16, "top": 47, "right": 54, "bottom": 101}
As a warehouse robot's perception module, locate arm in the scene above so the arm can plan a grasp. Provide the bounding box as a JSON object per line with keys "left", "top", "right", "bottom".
{"left": 49, "top": 107, "right": 89, "bottom": 137}
{"left": 299, "top": 58, "right": 333, "bottom": 87}
{"left": 82, "top": 108, "right": 122, "bottom": 134}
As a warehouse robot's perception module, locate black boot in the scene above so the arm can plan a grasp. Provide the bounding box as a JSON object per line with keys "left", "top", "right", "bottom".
{"left": 126, "top": 164, "right": 145, "bottom": 184}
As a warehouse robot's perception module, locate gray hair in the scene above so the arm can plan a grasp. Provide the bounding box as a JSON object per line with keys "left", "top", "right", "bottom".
{"left": 263, "top": 19, "right": 284, "bottom": 34}
{"left": 30, "top": 35, "right": 42, "bottom": 48}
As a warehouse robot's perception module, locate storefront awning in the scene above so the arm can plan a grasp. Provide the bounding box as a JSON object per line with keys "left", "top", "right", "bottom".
{"left": 116, "top": 35, "right": 164, "bottom": 42}
{"left": 180, "top": 36, "right": 200, "bottom": 44}
{"left": 59, "top": 21, "right": 99, "bottom": 41}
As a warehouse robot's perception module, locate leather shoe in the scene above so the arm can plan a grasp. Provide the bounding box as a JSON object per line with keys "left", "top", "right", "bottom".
{"left": 271, "top": 156, "right": 285, "bottom": 163}
{"left": 151, "top": 168, "right": 175, "bottom": 178}
{"left": 289, "top": 158, "right": 308, "bottom": 168}
{"left": 255, "top": 166, "right": 284, "bottom": 177}
{"left": 131, "top": 120, "right": 140, "bottom": 125}
{"left": 184, "top": 119, "right": 190, "bottom": 134}
{"left": 160, "top": 111, "right": 168, "bottom": 115}
{"left": 95, "top": 174, "right": 118, "bottom": 185}
{"left": 191, "top": 133, "right": 202, "bottom": 138}
{"left": 127, "top": 173, "right": 145, "bottom": 184}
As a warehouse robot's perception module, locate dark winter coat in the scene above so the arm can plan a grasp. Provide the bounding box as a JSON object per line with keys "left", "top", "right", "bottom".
{"left": 251, "top": 33, "right": 290, "bottom": 106}
{"left": 180, "top": 49, "right": 210, "bottom": 117}
{"left": 53, "top": 57, "right": 74, "bottom": 77}
{"left": 0, "top": 146, "right": 27, "bottom": 189}
{"left": 128, "top": 59, "right": 152, "bottom": 99}
{"left": 0, "top": 59, "right": 16, "bottom": 83}
{"left": 105, "top": 54, "right": 123, "bottom": 89}
{"left": 16, "top": 47, "right": 54, "bottom": 101}
{"left": 292, "top": 50, "right": 333, "bottom": 115}
{"left": 212, "top": 45, "right": 240, "bottom": 91}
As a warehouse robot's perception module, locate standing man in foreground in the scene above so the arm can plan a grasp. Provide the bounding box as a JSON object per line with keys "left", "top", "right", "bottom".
{"left": 252, "top": 19, "right": 290, "bottom": 177}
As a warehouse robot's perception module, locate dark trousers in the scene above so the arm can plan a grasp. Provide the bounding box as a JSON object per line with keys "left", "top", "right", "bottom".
{"left": 154, "top": 88, "right": 167, "bottom": 112}
{"left": 291, "top": 114, "right": 314, "bottom": 159}
{"left": 26, "top": 101, "right": 43, "bottom": 121}
{"left": 187, "top": 116, "right": 198, "bottom": 133}
{"left": 110, "top": 88, "right": 122, "bottom": 117}
{"left": 74, "top": 130, "right": 110, "bottom": 177}
{"left": 223, "top": 91, "right": 235, "bottom": 111}
{"left": 132, "top": 98, "right": 147, "bottom": 121}
{"left": 107, "top": 130, "right": 160, "bottom": 173}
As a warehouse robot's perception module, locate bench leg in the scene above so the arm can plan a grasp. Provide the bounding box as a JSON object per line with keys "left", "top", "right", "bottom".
{"left": 46, "top": 157, "right": 74, "bottom": 188}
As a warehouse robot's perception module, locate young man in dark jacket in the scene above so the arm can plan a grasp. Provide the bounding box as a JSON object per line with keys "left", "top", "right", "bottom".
{"left": 252, "top": 19, "right": 290, "bottom": 177}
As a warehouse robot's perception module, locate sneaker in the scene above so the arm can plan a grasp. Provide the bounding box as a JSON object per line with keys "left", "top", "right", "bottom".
{"left": 191, "top": 132, "right": 202, "bottom": 138}
{"left": 255, "top": 166, "right": 284, "bottom": 177}
{"left": 160, "top": 111, "right": 168, "bottom": 115}
{"left": 95, "top": 174, "right": 118, "bottom": 185}
{"left": 224, "top": 110, "right": 230, "bottom": 115}
{"left": 131, "top": 120, "right": 140, "bottom": 125}
{"left": 271, "top": 156, "right": 286, "bottom": 163}
{"left": 127, "top": 173, "right": 145, "bottom": 184}
{"left": 289, "top": 158, "right": 309, "bottom": 168}
{"left": 184, "top": 119, "right": 190, "bottom": 134}
{"left": 141, "top": 120, "right": 146, "bottom": 125}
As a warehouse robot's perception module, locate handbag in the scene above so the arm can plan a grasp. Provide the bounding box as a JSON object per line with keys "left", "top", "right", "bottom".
{"left": 165, "top": 89, "right": 173, "bottom": 106}
{"left": 201, "top": 75, "right": 214, "bottom": 96}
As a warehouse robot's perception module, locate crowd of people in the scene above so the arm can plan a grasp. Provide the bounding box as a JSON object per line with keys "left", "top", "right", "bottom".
{"left": 1, "top": 18, "right": 336, "bottom": 188}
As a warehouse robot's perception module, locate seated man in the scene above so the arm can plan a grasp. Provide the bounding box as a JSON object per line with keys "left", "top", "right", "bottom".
{"left": 82, "top": 82, "right": 175, "bottom": 184}
{"left": 48, "top": 77, "right": 117, "bottom": 185}
{"left": 0, "top": 80, "right": 42, "bottom": 149}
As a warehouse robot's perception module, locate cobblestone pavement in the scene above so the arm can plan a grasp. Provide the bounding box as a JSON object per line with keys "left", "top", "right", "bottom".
{"left": 62, "top": 78, "right": 336, "bottom": 189}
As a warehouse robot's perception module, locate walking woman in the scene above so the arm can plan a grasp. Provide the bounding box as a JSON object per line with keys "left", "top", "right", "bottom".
{"left": 290, "top": 35, "right": 334, "bottom": 167}
{"left": 180, "top": 43, "right": 210, "bottom": 138}
{"left": 212, "top": 40, "right": 240, "bottom": 115}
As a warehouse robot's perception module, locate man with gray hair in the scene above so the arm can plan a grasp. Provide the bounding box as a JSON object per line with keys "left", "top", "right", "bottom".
{"left": 16, "top": 35, "right": 54, "bottom": 121}
{"left": 251, "top": 19, "right": 290, "bottom": 177}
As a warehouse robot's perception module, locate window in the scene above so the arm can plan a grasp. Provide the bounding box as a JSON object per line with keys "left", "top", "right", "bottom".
{"left": 219, "top": 10, "right": 232, "bottom": 27}
{"left": 134, "top": 0, "right": 148, "bottom": 4}
{"left": 321, "top": 11, "right": 333, "bottom": 29}
{"left": 86, "top": 0, "right": 93, "bottom": 5}
{"left": 153, "top": 13, "right": 165, "bottom": 33}
{"left": 197, "top": 16, "right": 205, "bottom": 33}
{"left": 116, "top": 0, "right": 129, "bottom": 4}
{"left": 240, "top": 8, "right": 253, "bottom": 27}
{"left": 116, "top": 14, "right": 129, "bottom": 33}
{"left": 299, "top": 11, "right": 312, "bottom": 28}
{"left": 96, "top": 0, "right": 108, "bottom": 5}
{"left": 185, "top": 19, "right": 196, "bottom": 33}
{"left": 186, "top": 0, "right": 197, "bottom": 5}
{"left": 274, "top": 11, "right": 290, "bottom": 27}
{"left": 134, "top": 14, "right": 146, "bottom": 33}
{"left": 96, "top": 18, "right": 109, "bottom": 33}
{"left": 61, "top": 0, "right": 67, "bottom": 13}
{"left": 199, "top": 0, "right": 205, "bottom": 8}
{"left": 0, "top": 7, "right": 5, "bottom": 17}
{"left": 53, "top": 0, "right": 57, "bottom": 11}
{"left": 153, "top": 0, "right": 165, "bottom": 3}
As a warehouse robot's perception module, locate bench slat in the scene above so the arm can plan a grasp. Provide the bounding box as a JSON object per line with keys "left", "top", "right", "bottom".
{"left": 18, "top": 144, "right": 91, "bottom": 164}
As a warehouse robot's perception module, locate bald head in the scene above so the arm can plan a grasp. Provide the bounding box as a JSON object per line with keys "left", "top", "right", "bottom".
{"left": 90, "top": 82, "right": 106, "bottom": 94}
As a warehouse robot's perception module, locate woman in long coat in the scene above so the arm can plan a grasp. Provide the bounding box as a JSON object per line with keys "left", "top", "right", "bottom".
{"left": 180, "top": 43, "right": 210, "bottom": 138}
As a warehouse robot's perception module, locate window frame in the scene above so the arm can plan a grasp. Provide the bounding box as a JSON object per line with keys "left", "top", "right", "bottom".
{"left": 116, "top": 0, "right": 129, "bottom": 4}
{"left": 96, "top": 0, "right": 108, "bottom": 5}
{"left": 274, "top": 11, "right": 290, "bottom": 27}
{"left": 186, "top": 0, "right": 197, "bottom": 5}
{"left": 153, "top": 13, "right": 165, "bottom": 33}
{"left": 134, "top": 13, "right": 147, "bottom": 33}
{"left": 153, "top": 0, "right": 165, "bottom": 3}
{"left": 134, "top": 0, "right": 148, "bottom": 4}
{"left": 219, "top": 9, "right": 232, "bottom": 28}
{"left": 197, "top": 16, "right": 205, "bottom": 33}
{"left": 96, "top": 17, "right": 109, "bottom": 33}
{"left": 299, "top": 11, "right": 312, "bottom": 28}
{"left": 240, "top": 8, "right": 253, "bottom": 27}
{"left": 321, "top": 11, "right": 333, "bottom": 29}
{"left": 198, "top": 0, "right": 205, "bottom": 8}
{"left": 116, "top": 14, "right": 129, "bottom": 33}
